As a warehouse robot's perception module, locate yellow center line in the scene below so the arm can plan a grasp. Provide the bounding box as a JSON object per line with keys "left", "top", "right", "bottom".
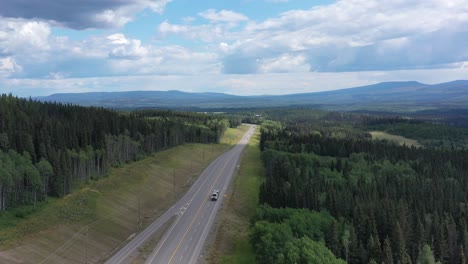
{"left": 167, "top": 152, "right": 233, "bottom": 264}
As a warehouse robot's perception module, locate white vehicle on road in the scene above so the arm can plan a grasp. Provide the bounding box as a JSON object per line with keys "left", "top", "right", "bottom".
{"left": 211, "top": 190, "right": 219, "bottom": 201}
{"left": 105, "top": 125, "right": 256, "bottom": 264}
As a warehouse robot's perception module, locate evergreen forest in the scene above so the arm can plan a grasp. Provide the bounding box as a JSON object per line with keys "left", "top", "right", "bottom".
{"left": 250, "top": 109, "right": 468, "bottom": 264}
{"left": 0, "top": 94, "right": 240, "bottom": 211}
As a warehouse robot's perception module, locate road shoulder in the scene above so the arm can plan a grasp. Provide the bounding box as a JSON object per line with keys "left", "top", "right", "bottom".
{"left": 204, "top": 127, "right": 263, "bottom": 264}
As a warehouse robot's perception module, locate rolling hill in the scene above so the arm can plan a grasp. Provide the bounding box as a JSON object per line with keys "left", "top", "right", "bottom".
{"left": 35, "top": 80, "right": 468, "bottom": 112}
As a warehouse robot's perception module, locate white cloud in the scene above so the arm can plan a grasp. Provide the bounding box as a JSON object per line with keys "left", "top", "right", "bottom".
{"left": 47, "top": 72, "right": 68, "bottom": 80}
{"left": 107, "top": 33, "right": 130, "bottom": 45}
{"left": 2, "top": 0, "right": 468, "bottom": 98}
{"left": 0, "top": 19, "right": 113, "bottom": 78}
{"left": 198, "top": 9, "right": 248, "bottom": 23}
{"left": 219, "top": 42, "right": 231, "bottom": 53}
{"left": 258, "top": 54, "right": 310, "bottom": 73}
{"left": 157, "top": 11, "right": 248, "bottom": 42}
{"left": 109, "top": 45, "right": 220, "bottom": 75}
{"left": 157, "top": 20, "right": 239, "bottom": 42}
{"left": 217, "top": 0, "right": 468, "bottom": 73}
{"left": 159, "top": 21, "right": 189, "bottom": 35}
{"left": 94, "top": 10, "right": 132, "bottom": 28}
{"left": 0, "top": 57, "right": 22, "bottom": 77}
{"left": 87, "top": 0, "right": 172, "bottom": 28}
{"left": 0, "top": 19, "right": 51, "bottom": 57}
{"left": 107, "top": 34, "right": 148, "bottom": 59}
{"left": 151, "top": 0, "right": 468, "bottom": 74}
{"left": 0, "top": 18, "right": 221, "bottom": 79}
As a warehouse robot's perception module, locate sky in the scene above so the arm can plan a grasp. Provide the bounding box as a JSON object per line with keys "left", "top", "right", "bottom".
{"left": 1, "top": 0, "right": 468, "bottom": 97}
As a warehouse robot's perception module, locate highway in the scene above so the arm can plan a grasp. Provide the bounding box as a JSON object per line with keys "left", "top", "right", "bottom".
{"left": 105, "top": 124, "right": 256, "bottom": 264}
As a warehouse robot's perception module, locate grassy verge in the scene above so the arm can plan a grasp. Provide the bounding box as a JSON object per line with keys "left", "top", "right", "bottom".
{"left": 370, "top": 131, "right": 421, "bottom": 147}
{"left": 0, "top": 125, "right": 248, "bottom": 264}
{"left": 206, "top": 127, "right": 263, "bottom": 264}
{"left": 131, "top": 215, "right": 176, "bottom": 264}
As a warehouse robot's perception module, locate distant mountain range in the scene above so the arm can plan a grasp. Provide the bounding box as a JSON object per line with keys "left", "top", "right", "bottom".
{"left": 35, "top": 80, "right": 468, "bottom": 112}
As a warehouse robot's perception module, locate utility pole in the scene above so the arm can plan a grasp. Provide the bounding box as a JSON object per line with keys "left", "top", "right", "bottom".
{"left": 173, "top": 168, "right": 176, "bottom": 199}
{"left": 137, "top": 196, "right": 141, "bottom": 231}
{"left": 85, "top": 226, "right": 88, "bottom": 264}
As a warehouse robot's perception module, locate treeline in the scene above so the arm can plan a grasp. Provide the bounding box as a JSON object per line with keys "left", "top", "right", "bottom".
{"left": 252, "top": 109, "right": 468, "bottom": 264}
{"left": 134, "top": 109, "right": 242, "bottom": 130}
{"left": 0, "top": 94, "right": 230, "bottom": 210}
{"left": 0, "top": 150, "right": 52, "bottom": 210}
{"left": 251, "top": 205, "right": 345, "bottom": 264}
{"left": 254, "top": 108, "right": 468, "bottom": 148}
{"left": 404, "top": 108, "right": 468, "bottom": 128}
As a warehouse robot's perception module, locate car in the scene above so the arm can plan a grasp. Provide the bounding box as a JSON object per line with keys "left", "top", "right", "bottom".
{"left": 211, "top": 190, "right": 220, "bottom": 201}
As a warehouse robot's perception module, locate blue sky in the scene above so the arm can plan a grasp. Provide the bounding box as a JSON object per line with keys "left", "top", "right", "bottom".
{"left": 0, "top": 0, "right": 467, "bottom": 96}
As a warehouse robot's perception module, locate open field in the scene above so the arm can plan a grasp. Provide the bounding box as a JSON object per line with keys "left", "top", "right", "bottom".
{"left": 0, "top": 125, "right": 248, "bottom": 264}
{"left": 206, "top": 127, "right": 263, "bottom": 264}
{"left": 370, "top": 131, "right": 422, "bottom": 147}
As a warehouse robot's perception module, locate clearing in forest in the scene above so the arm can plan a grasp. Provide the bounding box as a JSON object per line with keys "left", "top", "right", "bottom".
{"left": 370, "top": 131, "right": 421, "bottom": 147}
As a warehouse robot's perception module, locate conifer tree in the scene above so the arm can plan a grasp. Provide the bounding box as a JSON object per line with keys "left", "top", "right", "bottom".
{"left": 417, "top": 244, "right": 436, "bottom": 264}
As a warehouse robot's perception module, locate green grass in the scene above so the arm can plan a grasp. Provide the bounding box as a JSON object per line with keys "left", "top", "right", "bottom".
{"left": 222, "top": 125, "right": 250, "bottom": 145}
{"left": 0, "top": 200, "right": 55, "bottom": 230}
{"left": 0, "top": 126, "right": 247, "bottom": 264}
{"left": 207, "top": 126, "right": 263, "bottom": 264}
{"left": 370, "top": 131, "right": 422, "bottom": 147}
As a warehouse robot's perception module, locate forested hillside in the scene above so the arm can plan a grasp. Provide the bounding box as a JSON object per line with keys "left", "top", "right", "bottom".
{"left": 251, "top": 109, "right": 468, "bottom": 264}
{"left": 0, "top": 94, "right": 239, "bottom": 211}
{"left": 36, "top": 81, "right": 468, "bottom": 112}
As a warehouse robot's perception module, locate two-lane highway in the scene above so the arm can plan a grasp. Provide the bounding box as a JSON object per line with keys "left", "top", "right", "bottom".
{"left": 106, "top": 125, "right": 255, "bottom": 264}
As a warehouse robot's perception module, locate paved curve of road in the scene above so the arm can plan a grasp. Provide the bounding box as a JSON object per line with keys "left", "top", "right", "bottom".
{"left": 106, "top": 125, "right": 256, "bottom": 264}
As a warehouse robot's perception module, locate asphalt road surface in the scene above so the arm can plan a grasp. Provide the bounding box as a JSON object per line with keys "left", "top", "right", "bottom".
{"left": 106, "top": 125, "right": 256, "bottom": 264}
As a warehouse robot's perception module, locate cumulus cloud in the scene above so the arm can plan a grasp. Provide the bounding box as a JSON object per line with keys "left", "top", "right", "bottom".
{"left": 218, "top": 0, "right": 468, "bottom": 73}
{"left": 0, "top": 0, "right": 171, "bottom": 29}
{"left": 0, "top": 18, "right": 220, "bottom": 79}
{"left": 198, "top": 9, "right": 248, "bottom": 23}
{"left": 107, "top": 33, "right": 130, "bottom": 45}
{"left": 0, "top": 57, "right": 22, "bottom": 77}
{"left": 0, "top": 18, "right": 110, "bottom": 78}
{"left": 0, "top": 18, "right": 60, "bottom": 78}
{"left": 109, "top": 45, "right": 220, "bottom": 75}
{"left": 159, "top": 21, "right": 189, "bottom": 35}
{"left": 151, "top": 0, "right": 468, "bottom": 74}
{"left": 259, "top": 54, "right": 310, "bottom": 73}
{"left": 0, "top": 19, "right": 51, "bottom": 57}
{"left": 157, "top": 20, "right": 239, "bottom": 42}
{"left": 157, "top": 9, "right": 248, "bottom": 41}
{"left": 2, "top": 0, "right": 468, "bottom": 96}
{"left": 107, "top": 33, "right": 148, "bottom": 59}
